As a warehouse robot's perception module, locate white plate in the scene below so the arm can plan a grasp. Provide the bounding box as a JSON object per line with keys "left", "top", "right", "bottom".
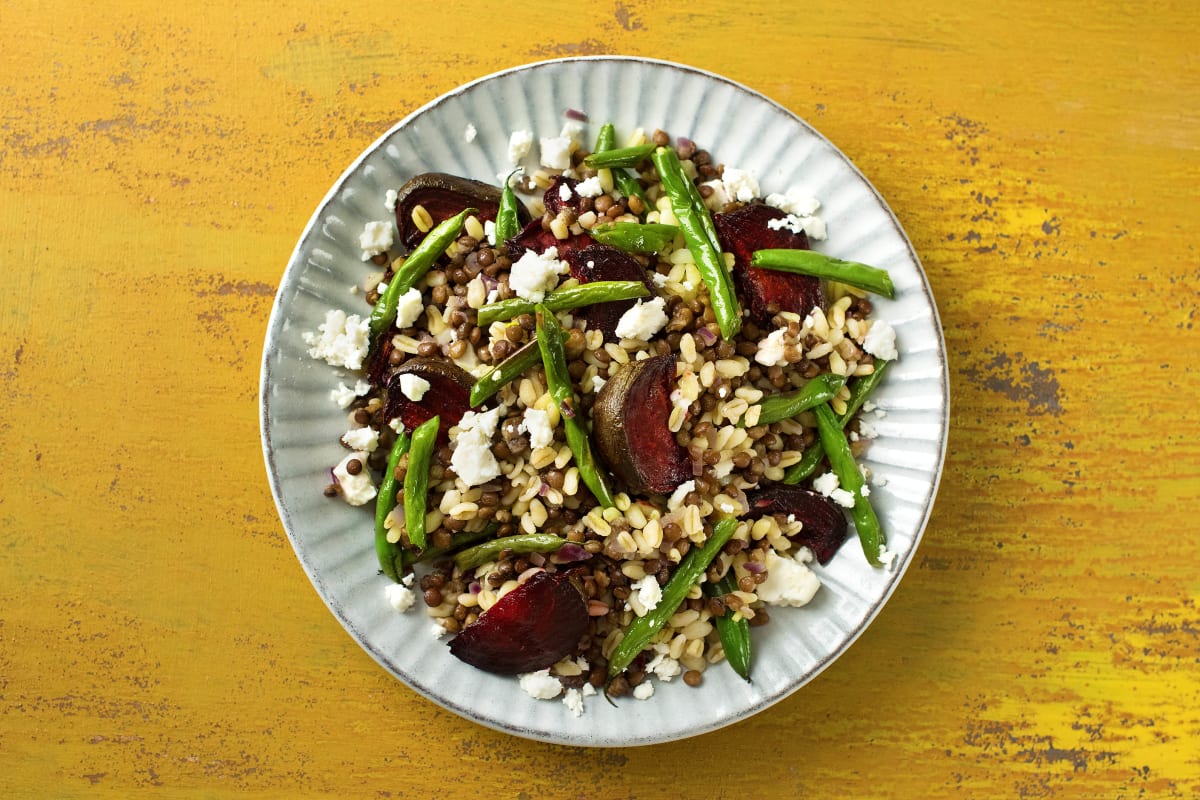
{"left": 260, "top": 57, "right": 948, "bottom": 746}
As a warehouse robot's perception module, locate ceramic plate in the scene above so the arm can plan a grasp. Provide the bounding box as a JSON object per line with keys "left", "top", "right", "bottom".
{"left": 260, "top": 57, "right": 948, "bottom": 746}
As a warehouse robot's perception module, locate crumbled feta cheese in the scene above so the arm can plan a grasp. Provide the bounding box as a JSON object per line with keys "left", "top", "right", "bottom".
{"left": 829, "top": 488, "right": 856, "bottom": 508}
{"left": 431, "top": 623, "right": 451, "bottom": 639}
{"left": 802, "top": 215, "right": 828, "bottom": 241}
{"left": 303, "top": 309, "right": 371, "bottom": 370}
{"left": 539, "top": 136, "right": 572, "bottom": 170}
{"left": 650, "top": 271, "right": 670, "bottom": 288}
{"left": 518, "top": 669, "right": 563, "bottom": 700}
{"left": 755, "top": 328, "right": 789, "bottom": 367}
{"left": 629, "top": 575, "right": 662, "bottom": 616}
{"left": 575, "top": 175, "right": 603, "bottom": 197}
{"left": 398, "top": 373, "right": 431, "bottom": 402}
{"left": 863, "top": 401, "right": 877, "bottom": 413}
{"left": 756, "top": 548, "right": 821, "bottom": 607}
{"left": 860, "top": 484, "right": 871, "bottom": 497}
{"left": 384, "top": 189, "right": 398, "bottom": 212}
{"left": 563, "top": 687, "right": 585, "bottom": 717}
{"left": 646, "top": 652, "right": 682, "bottom": 681}
{"left": 450, "top": 407, "right": 503, "bottom": 487}
{"left": 508, "top": 129, "right": 533, "bottom": 165}
{"left": 862, "top": 320, "right": 898, "bottom": 361}
{"left": 721, "top": 167, "right": 760, "bottom": 203}
{"left": 509, "top": 247, "right": 568, "bottom": 302}
{"left": 668, "top": 480, "right": 695, "bottom": 511}
{"left": 332, "top": 452, "right": 376, "bottom": 506}
{"left": 878, "top": 543, "right": 898, "bottom": 571}
{"left": 463, "top": 123, "right": 477, "bottom": 143}
{"left": 384, "top": 583, "right": 416, "bottom": 612}
{"left": 558, "top": 181, "right": 572, "bottom": 202}
{"left": 394, "top": 287, "right": 424, "bottom": 330}
{"left": 342, "top": 426, "right": 379, "bottom": 452}
{"left": 590, "top": 375, "right": 607, "bottom": 393}
{"left": 857, "top": 419, "right": 879, "bottom": 440}
{"left": 632, "top": 682, "right": 655, "bottom": 700}
{"left": 484, "top": 219, "right": 496, "bottom": 246}
{"left": 358, "top": 220, "right": 394, "bottom": 261}
{"left": 614, "top": 297, "right": 668, "bottom": 341}
{"left": 376, "top": 281, "right": 389, "bottom": 295}
{"left": 330, "top": 379, "right": 370, "bottom": 409}
{"left": 700, "top": 179, "right": 730, "bottom": 209}
{"left": 520, "top": 407, "right": 555, "bottom": 449}
{"left": 813, "top": 471, "right": 840, "bottom": 496}
{"left": 560, "top": 119, "right": 586, "bottom": 149}
{"left": 764, "top": 189, "right": 821, "bottom": 218}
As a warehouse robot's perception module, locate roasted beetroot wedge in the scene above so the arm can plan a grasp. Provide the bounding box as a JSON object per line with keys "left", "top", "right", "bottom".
{"left": 383, "top": 357, "right": 474, "bottom": 439}
{"left": 393, "top": 173, "right": 529, "bottom": 249}
{"left": 563, "top": 244, "right": 655, "bottom": 340}
{"left": 592, "top": 354, "right": 692, "bottom": 495}
{"left": 713, "top": 203, "right": 824, "bottom": 325}
{"left": 506, "top": 218, "right": 591, "bottom": 261}
{"left": 542, "top": 175, "right": 582, "bottom": 216}
{"left": 745, "top": 484, "right": 848, "bottom": 565}
{"left": 448, "top": 571, "right": 588, "bottom": 674}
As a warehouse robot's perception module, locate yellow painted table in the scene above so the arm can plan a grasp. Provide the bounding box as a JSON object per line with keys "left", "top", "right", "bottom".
{"left": 2, "top": 2, "right": 1197, "bottom": 797}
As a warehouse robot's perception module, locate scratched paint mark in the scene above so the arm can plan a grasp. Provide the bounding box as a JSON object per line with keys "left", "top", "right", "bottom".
{"left": 959, "top": 351, "right": 1064, "bottom": 416}
{"left": 614, "top": 1, "right": 645, "bottom": 31}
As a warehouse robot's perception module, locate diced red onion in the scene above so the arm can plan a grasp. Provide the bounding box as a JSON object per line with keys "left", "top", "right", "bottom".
{"left": 743, "top": 561, "right": 766, "bottom": 575}
{"left": 676, "top": 136, "right": 694, "bottom": 150}
{"left": 565, "top": 108, "right": 588, "bottom": 121}
{"left": 696, "top": 326, "right": 718, "bottom": 346}
{"left": 468, "top": 581, "right": 482, "bottom": 594}
{"left": 481, "top": 273, "right": 499, "bottom": 291}
{"left": 539, "top": 482, "right": 551, "bottom": 497}
{"left": 551, "top": 543, "right": 591, "bottom": 563}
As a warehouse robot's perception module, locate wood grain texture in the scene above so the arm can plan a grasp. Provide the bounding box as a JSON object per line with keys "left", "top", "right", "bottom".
{"left": 1, "top": 1, "right": 1197, "bottom": 797}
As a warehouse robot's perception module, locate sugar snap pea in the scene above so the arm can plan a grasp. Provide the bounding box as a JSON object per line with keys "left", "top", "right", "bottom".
{"left": 494, "top": 171, "right": 522, "bottom": 246}
{"left": 703, "top": 573, "right": 751, "bottom": 681}
{"left": 814, "top": 403, "right": 884, "bottom": 565}
{"left": 468, "top": 340, "right": 541, "bottom": 408}
{"left": 593, "top": 123, "right": 651, "bottom": 216}
{"left": 373, "top": 429, "right": 411, "bottom": 581}
{"left": 403, "top": 415, "right": 439, "bottom": 550}
{"left": 588, "top": 222, "right": 679, "bottom": 254}
{"left": 477, "top": 281, "right": 650, "bottom": 328}
{"left": 742, "top": 373, "right": 846, "bottom": 428}
{"left": 651, "top": 146, "right": 741, "bottom": 340}
{"left": 535, "top": 306, "right": 615, "bottom": 508}
{"left": 607, "top": 517, "right": 738, "bottom": 679}
{"left": 368, "top": 207, "right": 475, "bottom": 347}
{"left": 750, "top": 249, "right": 896, "bottom": 299}
{"left": 583, "top": 143, "right": 656, "bottom": 170}
{"left": 453, "top": 533, "right": 566, "bottom": 572}
{"left": 399, "top": 525, "right": 496, "bottom": 573}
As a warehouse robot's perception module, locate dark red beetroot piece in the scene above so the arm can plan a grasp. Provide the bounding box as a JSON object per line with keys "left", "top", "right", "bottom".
{"left": 542, "top": 175, "right": 583, "bottom": 217}
{"left": 383, "top": 357, "right": 474, "bottom": 441}
{"left": 712, "top": 203, "right": 824, "bottom": 326}
{"left": 563, "top": 244, "right": 656, "bottom": 340}
{"left": 392, "top": 173, "right": 531, "bottom": 249}
{"left": 592, "top": 354, "right": 692, "bottom": 495}
{"left": 506, "top": 219, "right": 591, "bottom": 262}
{"left": 448, "top": 571, "right": 588, "bottom": 674}
{"left": 744, "top": 484, "right": 849, "bottom": 565}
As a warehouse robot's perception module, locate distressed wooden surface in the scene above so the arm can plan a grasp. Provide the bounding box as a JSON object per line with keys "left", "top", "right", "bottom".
{"left": 2, "top": 1, "right": 1197, "bottom": 797}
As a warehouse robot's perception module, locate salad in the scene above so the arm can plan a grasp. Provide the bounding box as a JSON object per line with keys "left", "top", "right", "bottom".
{"left": 302, "top": 114, "right": 899, "bottom": 712}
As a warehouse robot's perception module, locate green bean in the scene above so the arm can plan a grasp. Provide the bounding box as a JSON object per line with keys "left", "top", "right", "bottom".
{"left": 651, "top": 146, "right": 741, "bottom": 340}
{"left": 594, "top": 123, "right": 617, "bottom": 153}
{"left": 703, "top": 574, "right": 751, "bottom": 681}
{"left": 368, "top": 208, "right": 475, "bottom": 346}
{"left": 399, "top": 525, "right": 496, "bottom": 572}
{"left": 494, "top": 171, "right": 522, "bottom": 246}
{"left": 477, "top": 281, "right": 650, "bottom": 328}
{"left": 593, "top": 123, "right": 651, "bottom": 216}
{"left": 750, "top": 249, "right": 896, "bottom": 299}
{"left": 782, "top": 360, "right": 891, "bottom": 484}
{"left": 373, "top": 430, "right": 411, "bottom": 581}
{"left": 589, "top": 222, "right": 679, "bottom": 254}
{"left": 467, "top": 340, "right": 540, "bottom": 407}
{"left": 814, "top": 403, "right": 884, "bottom": 565}
{"left": 453, "top": 533, "right": 566, "bottom": 572}
{"left": 607, "top": 517, "right": 738, "bottom": 680}
{"left": 742, "top": 373, "right": 846, "bottom": 428}
{"left": 403, "top": 415, "right": 439, "bottom": 550}
{"left": 583, "top": 143, "right": 655, "bottom": 170}
{"left": 535, "top": 305, "right": 615, "bottom": 508}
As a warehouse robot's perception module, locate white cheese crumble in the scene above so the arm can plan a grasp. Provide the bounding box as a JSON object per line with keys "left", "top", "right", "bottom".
{"left": 431, "top": 623, "right": 451, "bottom": 639}
{"left": 520, "top": 407, "right": 555, "bottom": 449}
{"left": 508, "top": 129, "right": 533, "bottom": 165}
{"left": 628, "top": 575, "right": 663, "bottom": 617}
{"left": 878, "top": 543, "right": 898, "bottom": 571}
{"left": 563, "top": 687, "right": 585, "bottom": 717}
{"left": 721, "top": 167, "right": 760, "bottom": 203}
{"left": 509, "top": 247, "right": 568, "bottom": 302}
{"left": 391, "top": 287, "right": 424, "bottom": 330}
{"left": 812, "top": 471, "right": 840, "bottom": 496}
{"left": 484, "top": 219, "right": 497, "bottom": 246}
{"left": 829, "top": 488, "right": 856, "bottom": 508}
{"left": 575, "top": 175, "right": 603, "bottom": 197}
{"left": 614, "top": 297, "right": 668, "bottom": 341}
{"left": 650, "top": 271, "right": 670, "bottom": 288}
{"left": 463, "top": 123, "right": 477, "bottom": 143}
{"left": 518, "top": 669, "right": 563, "bottom": 700}
{"left": 384, "top": 189, "right": 398, "bottom": 212}
{"left": 560, "top": 119, "right": 586, "bottom": 149}
{"left": 558, "top": 181, "right": 573, "bottom": 202}
{"left": 767, "top": 214, "right": 828, "bottom": 241}
{"left": 332, "top": 452, "right": 376, "bottom": 506}
{"left": 539, "top": 136, "right": 572, "bottom": 170}
{"left": 330, "top": 379, "right": 370, "bottom": 409}
{"left": 632, "top": 682, "right": 655, "bottom": 700}
{"left": 398, "top": 373, "right": 431, "bottom": 402}
{"left": 590, "top": 375, "right": 607, "bottom": 393}
{"left": 384, "top": 583, "right": 416, "bottom": 612}
{"left": 646, "top": 651, "right": 682, "bottom": 681}
{"left": 700, "top": 179, "right": 730, "bottom": 210}
{"left": 862, "top": 320, "right": 898, "bottom": 361}
{"left": 303, "top": 309, "right": 371, "bottom": 370}
{"left": 667, "top": 480, "right": 695, "bottom": 511}
{"left": 342, "top": 426, "right": 379, "bottom": 452}
{"left": 450, "top": 407, "right": 503, "bottom": 487}
{"left": 358, "top": 220, "right": 394, "bottom": 261}
{"left": 755, "top": 328, "right": 789, "bottom": 367}
{"left": 756, "top": 548, "right": 821, "bottom": 607}
{"left": 765, "top": 188, "right": 821, "bottom": 218}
